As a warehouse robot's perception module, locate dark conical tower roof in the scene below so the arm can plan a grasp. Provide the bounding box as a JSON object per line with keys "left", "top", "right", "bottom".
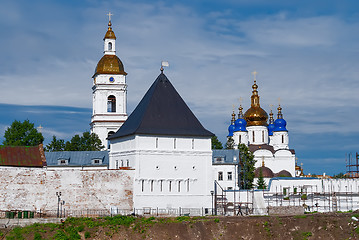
{"left": 109, "top": 73, "right": 213, "bottom": 139}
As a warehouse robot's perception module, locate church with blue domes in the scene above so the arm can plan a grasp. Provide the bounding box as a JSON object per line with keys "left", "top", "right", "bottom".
{"left": 226, "top": 74, "right": 296, "bottom": 179}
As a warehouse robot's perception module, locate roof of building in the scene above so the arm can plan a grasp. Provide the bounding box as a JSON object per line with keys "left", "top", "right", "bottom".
{"left": 255, "top": 166, "right": 274, "bottom": 178}
{"left": 93, "top": 55, "right": 127, "bottom": 77}
{"left": 248, "top": 144, "right": 295, "bottom": 154}
{"left": 104, "top": 21, "right": 116, "bottom": 40}
{"left": 109, "top": 72, "right": 214, "bottom": 139}
{"left": 45, "top": 151, "right": 109, "bottom": 167}
{"left": 212, "top": 149, "right": 240, "bottom": 164}
{"left": 0, "top": 145, "right": 46, "bottom": 167}
{"left": 275, "top": 170, "right": 292, "bottom": 177}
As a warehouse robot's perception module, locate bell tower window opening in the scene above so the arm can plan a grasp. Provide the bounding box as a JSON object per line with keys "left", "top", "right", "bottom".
{"left": 174, "top": 138, "right": 176, "bottom": 149}
{"left": 169, "top": 181, "right": 172, "bottom": 192}
{"left": 282, "top": 135, "right": 284, "bottom": 144}
{"left": 107, "top": 95, "right": 116, "bottom": 112}
{"left": 239, "top": 135, "right": 241, "bottom": 143}
{"left": 178, "top": 181, "right": 181, "bottom": 192}
{"left": 108, "top": 42, "right": 112, "bottom": 51}
{"left": 150, "top": 180, "right": 154, "bottom": 192}
{"left": 187, "top": 179, "right": 190, "bottom": 192}
{"left": 252, "top": 132, "right": 255, "bottom": 142}
{"left": 141, "top": 180, "right": 144, "bottom": 192}
{"left": 192, "top": 139, "right": 194, "bottom": 149}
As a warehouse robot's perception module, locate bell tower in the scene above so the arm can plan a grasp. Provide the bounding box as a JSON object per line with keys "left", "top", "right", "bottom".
{"left": 90, "top": 13, "right": 128, "bottom": 149}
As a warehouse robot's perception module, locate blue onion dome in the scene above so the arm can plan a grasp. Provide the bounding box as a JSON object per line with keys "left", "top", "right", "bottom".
{"left": 267, "top": 109, "right": 275, "bottom": 136}
{"left": 234, "top": 105, "right": 247, "bottom": 132}
{"left": 273, "top": 105, "right": 288, "bottom": 132}
{"left": 228, "top": 111, "right": 236, "bottom": 137}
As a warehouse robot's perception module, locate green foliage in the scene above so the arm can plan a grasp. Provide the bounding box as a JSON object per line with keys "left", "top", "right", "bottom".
{"left": 214, "top": 218, "right": 220, "bottom": 223}
{"left": 45, "top": 136, "right": 65, "bottom": 151}
{"left": 256, "top": 168, "right": 267, "bottom": 189}
{"left": 302, "top": 231, "right": 312, "bottom": 239}
{"left": 333, "top": 172, "right": 346, "bottom": 179}
{"left": 294, "top": 215, "right": 307, "bottom": 219}
{"left": 176, "top": 216, "right": 191, "bottom": 222}
{"left": 301, "top": 194, "right": 308, "bottom": 200}
{"left": 33, "top": 232, "right": 42, "bottom": 240}
{"left": 84, "top": 232, "right": 91, "bottom": 239}
{"left": 45, "top": 131, "right": 104, "bottom": 152}
{"left": 225, "top": 136, "right": 235, "bottom": 149}
{"left": 238, "top": 143, "right": 256, "bottom": 189}
{"left": 211, "top": 135, "right": 223, "bottom": 149}
{"left": 3, "top": 119, "right": 44, "bottom": 146}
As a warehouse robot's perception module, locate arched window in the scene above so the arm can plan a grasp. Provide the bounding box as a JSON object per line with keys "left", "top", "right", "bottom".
{"left": 141, "top": 180, "right": 144, "bottom": 192}
{"left": 150, "top": 180, "right": 154, "bottom": 192}
{"left": 282, "top": 135, "right": 284, "bottom": 144}
{"left": 107, "top": 95, "right": 116, "bottom": 112}
{"left": 252, "top": 132, "right": 255, "bottom": 142}
{"left": 239, "top": 135, "right": 241, "bottom": 143}
{"left": 108, "top": 42, "right": 112, "bottom": 51}
{"left": 178, "top": 181, "right": 181, "bottom": 192}
{"left": 174, "top": 138, "right": 176, "bottom": 149}
{"left": 192, "top": 139, "right": 194, "bottom": 149}
{"left": 126, "top": 160, "right": 129, "bottom": 167}
{"left": 107, "top": 131, "right": 115, "bottom": 149}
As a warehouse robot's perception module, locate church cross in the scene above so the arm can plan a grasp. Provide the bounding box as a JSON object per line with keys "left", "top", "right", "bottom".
{"left": 37, "top": 125, "right": 43, "bottom": 133}
{"left": 251, "top": 70, "right": 258, "bottom": 82}
{"left": 107, "top": 12, "right": 113, "bottom": 22}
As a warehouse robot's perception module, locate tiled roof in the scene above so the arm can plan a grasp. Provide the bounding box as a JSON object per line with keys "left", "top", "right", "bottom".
{"left": 45, "top": 151, "right": 109, "bottom": 167}
{"left": 0, "top": 145, "right": 45, "bottom": 167}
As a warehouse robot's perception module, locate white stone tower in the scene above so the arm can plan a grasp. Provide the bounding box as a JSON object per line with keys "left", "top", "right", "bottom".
{"left": 90, "top": 15, "right": 128, "bottom": 149}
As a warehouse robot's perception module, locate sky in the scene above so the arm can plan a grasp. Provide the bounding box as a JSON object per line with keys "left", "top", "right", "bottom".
{"left": 0, "top": 0, "right": 358, "bottom": 175}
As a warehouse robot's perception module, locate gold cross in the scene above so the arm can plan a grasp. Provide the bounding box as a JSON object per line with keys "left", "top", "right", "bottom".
{"left": 251, "top": 70, "right": 258, "bottom": 82}
{"left": 107, "top": 12, "right": 113, "bottom": 22}
{"left": 238, "top": 97, "right": 243, "bottom": 105}
{"left": 278, "top": 97, "right": 281, "bottom": 106}
{"left": 232, "top": 104, "right": 235, "bottom": 111}
{"left": 269, "top": 104, "right": 273, "bottom": 111}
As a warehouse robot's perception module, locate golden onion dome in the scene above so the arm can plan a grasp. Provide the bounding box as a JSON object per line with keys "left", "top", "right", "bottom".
{"left": 93, "top": 54, "right": 127, "bottom": 76}
{"left": 244, "top": 79, "right": 268, "bottom": 126}
{"left": 104, "top": 21, "right": 116, "bottom": 40}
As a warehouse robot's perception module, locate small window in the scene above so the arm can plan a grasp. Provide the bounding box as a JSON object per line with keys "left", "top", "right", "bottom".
{"left": 115, "top": 160, "right": 119, "bottom": 169}
{"left": 169, "top": 181, "right": 172, "bottom": 192}
{"left": 178, "top": 181, "right": 181, "bottom": 192}
{"left": 282, "top": 135, "right": 284, "bottom": 144}
{"left": 227, "top": 172, "right": 232, "bottom": 181}
{"left": 227, "top": 187, "right": 233, "bottom": 190}
{"left": 215, "top": 157, "right": 224, "bottom": 162}
{"left": 253, "top": 132, "right": 255, "bottom": 142}
{"left": 218, "top": 172, "right": 223, "bottom": 181}
{"left": 150, "top": 180, "right": 154, "bottom": 192}
{"left": 174, "top": 138, "right": 176, "bottom": 149}
{"left": 187, "top": 179, "right": 190, "bottom": 192}
{"left": 126, "top": 160, "right": 129, "bottom": 167}
{"left": 108, "top": 42, "right": 112, "bottom": 51}
{"left": 239, "top": 135, "right": 241, "bottom": 143}
{"left": 192, "top": 139, "right": 194, "bottom": 149}
{"left": 156, "top": 138, "right": 158, "bottom": 148}
{"left": 92, "top": 159, "right": 102, "bottom": 165}
{"left": 58, "top": 159, "right": 68, "bottom": 165}
{"left": 121, "top": 160, "right": 124, "bottom": 167}
{"left": 160, "top": 180, "right": 163, "bottom": 192}
{"left": 141, "top": 180, "right": 144, "bottom": 192}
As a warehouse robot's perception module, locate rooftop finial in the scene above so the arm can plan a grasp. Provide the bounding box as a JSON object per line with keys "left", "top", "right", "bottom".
{"left": 251, "top": 70, "right": 258, "bottom": 84}
{"left": 107, "top": 12, "right": 113, "bottom": 22}
{"left": 231, "top": 110, "right": 236, "bottom": 123}
{"left": 161, "top": 61, "right": 169, "bottom": 73}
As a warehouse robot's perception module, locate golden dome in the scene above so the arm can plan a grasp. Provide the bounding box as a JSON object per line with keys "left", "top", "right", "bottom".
{"left": 244, "top": 79, "right": 268, "bottom": 126}
{"left": 93, "top": 54, "right": 127, "bottom": 76}
{"left": 104, "top": 21, "right": 116, "bottom": 40}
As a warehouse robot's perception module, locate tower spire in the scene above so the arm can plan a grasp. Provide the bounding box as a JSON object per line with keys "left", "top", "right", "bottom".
{"left": 277, "top": 104, "right": 283, "bottom": 119}
{"left": 250, "top": 70, "right": 260, "bottom": 107}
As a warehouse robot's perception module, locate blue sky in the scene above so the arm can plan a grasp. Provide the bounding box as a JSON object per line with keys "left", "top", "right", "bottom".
{"left": 0, "top": 0, "right": 358, "bottom": 175}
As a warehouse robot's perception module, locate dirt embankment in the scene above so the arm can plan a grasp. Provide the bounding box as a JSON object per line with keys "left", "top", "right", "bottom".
{"left": 2, "top": 212, "right": 359, "bottom": 239}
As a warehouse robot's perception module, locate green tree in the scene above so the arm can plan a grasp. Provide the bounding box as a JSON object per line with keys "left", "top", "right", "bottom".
{"left": 225, "top": 136, "right": 235, "bottom": 149}
{"left": 211, "top": 135, "right": 223, "bottom": 149}
{"left": 238, "top": 143, "right": 256, "bottom": 189}
{"left": 333, "top": 172, "right": 346, "bottom": 179}
{"left": 44, "top": 132, "right": 104, "bottom": 152}
{"left": 3, "top": 119, "right": 44, "bottom": 146}
{"left": 45, "top": 136, "right": 65, "bottom": 151}
{"left": 256, "top": 168, "right": 267, "bottom": 189}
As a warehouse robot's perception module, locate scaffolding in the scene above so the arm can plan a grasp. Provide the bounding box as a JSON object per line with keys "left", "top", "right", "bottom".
{"left": 346, "top": 152, "right": 359, "bottom": 178}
